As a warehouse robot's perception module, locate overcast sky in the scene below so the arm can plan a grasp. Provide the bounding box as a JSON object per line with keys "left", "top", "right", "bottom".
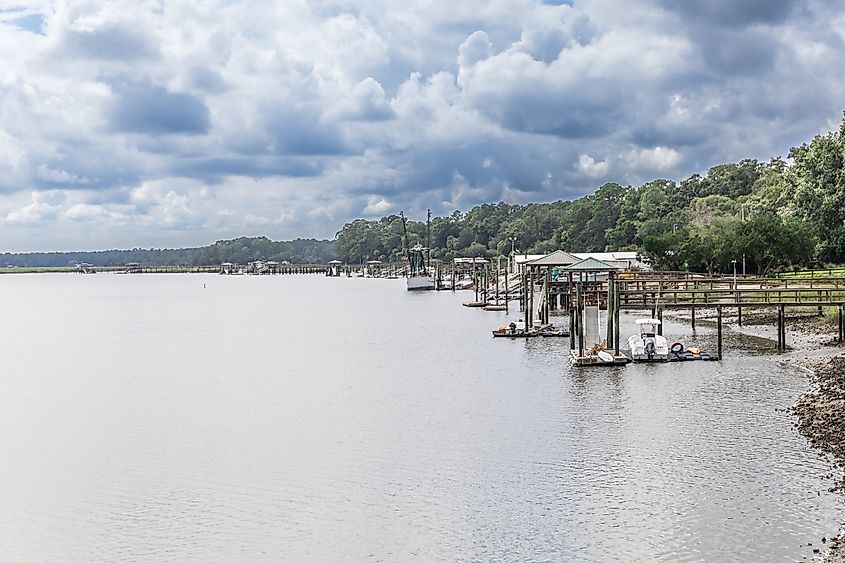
{"left": 0, "top": 0, "right": 843, "bottom": 251}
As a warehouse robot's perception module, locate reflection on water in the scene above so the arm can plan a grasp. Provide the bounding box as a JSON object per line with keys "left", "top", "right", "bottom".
{"left": 0, "top": 274, "right": 839, "bottom": 561}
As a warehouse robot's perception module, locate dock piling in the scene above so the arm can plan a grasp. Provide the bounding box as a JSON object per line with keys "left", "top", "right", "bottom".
{"left": 613, "top": 283, "right": 620, "bottom": 353}
{"left": 504, "top": 270, "right": 509, "bottom": 313}
{"left": 605, "top": 278, "right": 614, "bottom": 349}
{"left": 576, "top": 282, "right": 585, "bottom": 355}
{"left": 716, "top": 305, "right": 723, "bottom": 360}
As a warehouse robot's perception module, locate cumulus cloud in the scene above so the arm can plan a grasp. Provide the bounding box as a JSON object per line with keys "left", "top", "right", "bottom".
{"left": 0, "top": 0, "right": 844, "bottom": 250}
{"left": 5, "top": 191, "right": 65, "bottom": 225}
{"left": 626, "top": 146, "right": 682, "bottom": 172}
{"left": 578, "top": 154, "right": 609, "bottom": 179}
{"left": 362, "top": 196, "right": 393, "bottom": 215}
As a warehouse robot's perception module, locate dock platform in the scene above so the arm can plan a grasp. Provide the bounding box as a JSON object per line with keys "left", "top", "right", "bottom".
{"left": 570, "top": 350, "right": 630, "bottom": 366}
{"left": 493, "top": 325, "right": 569, "bottom": 338}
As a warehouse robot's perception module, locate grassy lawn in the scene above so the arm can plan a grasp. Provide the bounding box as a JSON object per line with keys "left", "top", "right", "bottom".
{"left": 774, "top": 267, "right": 845, "bottom": 279}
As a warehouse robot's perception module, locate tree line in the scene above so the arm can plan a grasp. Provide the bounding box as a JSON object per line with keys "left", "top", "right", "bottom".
{"left": 336, "top": 115, "right": 845, "bottom": 275}
{"left": 0, "top": 237, "right": 336, "bottom": 268}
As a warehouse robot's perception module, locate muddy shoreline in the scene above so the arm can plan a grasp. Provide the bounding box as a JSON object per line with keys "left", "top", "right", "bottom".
{"left": 664, "top": 308, "right": 845, "bottom": 561}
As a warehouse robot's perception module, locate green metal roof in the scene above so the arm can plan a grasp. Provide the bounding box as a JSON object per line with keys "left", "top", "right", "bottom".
{"left": 562, "top": 257, "right": 620, "bottom": 271}
{"left": 524, "top": 250, "right": 580, "bottom": 267}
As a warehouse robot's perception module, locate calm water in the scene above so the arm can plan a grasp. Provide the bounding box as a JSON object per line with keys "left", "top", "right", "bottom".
{"left": 0, "top": 274, "right": 840, "bottom": 561}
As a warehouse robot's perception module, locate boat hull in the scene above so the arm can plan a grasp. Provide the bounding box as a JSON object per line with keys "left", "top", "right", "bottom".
{"left": 407, "top": 276, "right": 435, "bottom": 291}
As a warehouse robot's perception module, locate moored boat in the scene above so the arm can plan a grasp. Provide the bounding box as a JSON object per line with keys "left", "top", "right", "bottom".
{"left": 625, "top": 319, "right": 669, "bottom": 362}
{"left": 400, "top": 210, "right": 435, "bottom": 291}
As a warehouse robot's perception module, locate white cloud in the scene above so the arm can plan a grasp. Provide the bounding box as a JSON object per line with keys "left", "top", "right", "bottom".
{"left": 36, "top": 164, "right": 89, "bottom": 184}
{"left": 362, "top": 196, "right": 393, "bottom": 216}
{"left": 64, "top": 203, "right": 120, "bottom": 222}
{"left": 5, "top": 191, "right": 64, "bottom": 224}
{"left": 578, "top": 154, "right": 609, "bottom": 178}
{"left": 626, "top": 146, "right": 682, "bottom": 172}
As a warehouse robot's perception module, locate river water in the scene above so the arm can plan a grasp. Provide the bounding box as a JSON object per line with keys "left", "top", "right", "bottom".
{"left": 0, "top": 274, "right": 840, "bottom": 561}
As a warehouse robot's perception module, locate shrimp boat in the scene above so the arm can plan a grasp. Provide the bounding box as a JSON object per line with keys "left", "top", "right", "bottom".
{"left": 400, "top": 210, "right": 435, "bottom": 291}
{"left": 625, "top": 319, "right": 669, "bottom": 362}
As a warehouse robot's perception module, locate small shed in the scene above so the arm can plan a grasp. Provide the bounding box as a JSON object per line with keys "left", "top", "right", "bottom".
{"left": 563, "top": 257, "right": 621, "bottom": 273}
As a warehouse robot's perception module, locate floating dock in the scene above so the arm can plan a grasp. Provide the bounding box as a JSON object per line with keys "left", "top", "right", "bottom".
{"left": 492, "top": 328, "right": 569, "bottom": 338}
{"left": 667, "top": 350, "right": 718, "bottom": 362}
{"left": 570, "top": 350, "right": 630, "bottom": 366}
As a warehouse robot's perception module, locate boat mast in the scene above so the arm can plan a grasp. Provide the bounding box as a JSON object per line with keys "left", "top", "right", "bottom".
{"left": 399, "top": 211, "right": 411, "bottom": 273}
{"left": 426, "top": 208, "right": 431, "bottom": 270}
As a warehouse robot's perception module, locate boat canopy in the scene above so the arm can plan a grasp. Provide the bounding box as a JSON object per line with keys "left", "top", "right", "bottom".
{"left": 635, "top": 318, "right": 661, "bottom": 325}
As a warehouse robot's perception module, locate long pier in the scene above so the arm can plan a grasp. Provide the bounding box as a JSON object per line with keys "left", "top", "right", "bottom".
{"left": 464, "top": 264, "right": 845, "bottom": 359}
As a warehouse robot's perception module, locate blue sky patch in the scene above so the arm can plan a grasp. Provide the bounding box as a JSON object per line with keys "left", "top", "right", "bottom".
{"left": 10, "top": 13, "right": 44, "bottom": 35}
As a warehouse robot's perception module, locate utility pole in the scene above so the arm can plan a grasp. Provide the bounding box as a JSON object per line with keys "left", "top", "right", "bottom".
{"left": 508, "top": 236, "right": 517, "bottom": 274}
{"left": 731, "top": 259, "right": 737, "bottom": 289}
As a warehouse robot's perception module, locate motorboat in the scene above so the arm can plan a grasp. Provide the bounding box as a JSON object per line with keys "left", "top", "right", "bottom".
{"left": 491, "top": 319, "right": 529, "bottom": 337}
{"left": 454, "top": 278, "right": 474, "bottom": 290}
{"left": 407, "top": 271, "right": 435, "bottom": 290}
{"left": 625, "top": 319, "right": 669, "bottom": 362}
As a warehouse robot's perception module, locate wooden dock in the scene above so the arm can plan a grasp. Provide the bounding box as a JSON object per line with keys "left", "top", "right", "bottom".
{"left": 464, "top": 260, "right": 845, "bottom": 359}
{"left": 570, "top": 350, "right": 629, "bottom": 366}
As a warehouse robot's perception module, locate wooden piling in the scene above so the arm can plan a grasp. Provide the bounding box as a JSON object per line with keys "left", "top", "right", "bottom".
{"left": 504, "top": 269, "right": 509, "bottom": 313}
{"left": 657, "top": 307, "right": 663, "bottom": 336}
{"left": 839, "top": 305, "right": 844, "bottom": 343}
{"left": 495, "top": 265, "right": 500, "bottom": 305}
{"left": 570, "top": 307, "right": 576, "bottom": 351}
{"left": 613, "top": 284, "right": 620, "bottom": 353}
{"left": 529, "top": 269, "right": 535, "bottom": 328}
{"left": 716, "top": 305, "right": 723, "bottom": 360}
{"left": 576, "top": 282, "right": 584, "bottom": 355}
{"left": 520, "top": 269, "right": 525, "bottom": 312}
{"left": 524, "top": 270, "right": 530, "bottom": 330}
{"left": 544, "top": 269, "right": 551, "bottom": 324}
{"left": 605, "top": 278, "right": 614, "bottom": 348}
{"left": 691, "top": 307, "right": 696, "bottom": 332}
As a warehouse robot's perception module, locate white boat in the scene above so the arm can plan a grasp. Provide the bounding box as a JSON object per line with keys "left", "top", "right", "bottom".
{"left": 400, "top": 210, "right": 436, "bottom": 291}
{"left": 625, "top": 319, "right": 669, "bottom": 362}
{"left": 407, "top": 274, "right": 435, "bottom": 291}
{"left": 454, "top": 278, "right": 474, "bottom": 290}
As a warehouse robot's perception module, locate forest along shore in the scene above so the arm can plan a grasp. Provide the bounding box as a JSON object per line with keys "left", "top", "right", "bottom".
{"left": 667, "top": 308, "right": 845, "bottom": 562}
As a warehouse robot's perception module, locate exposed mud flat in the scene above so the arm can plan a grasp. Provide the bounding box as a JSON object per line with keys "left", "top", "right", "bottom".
{"left": 791, "top": 355, "right": 845, "bottom": 562}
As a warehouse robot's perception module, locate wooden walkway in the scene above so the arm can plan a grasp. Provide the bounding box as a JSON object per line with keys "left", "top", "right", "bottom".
{"left": 465, "top": 265, "right": 845, "bottom": 359}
